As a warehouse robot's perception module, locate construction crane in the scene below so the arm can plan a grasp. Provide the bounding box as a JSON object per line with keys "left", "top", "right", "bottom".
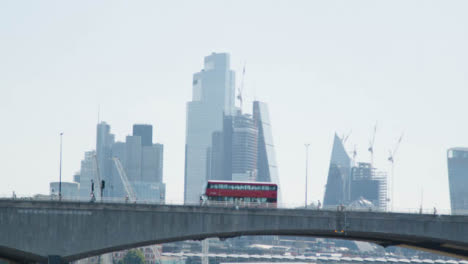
{"left": 368, "top": 123, "right": 378, "bottom": 168}
{"left": 388, "top": 133, "right": 404, "bottom": 211}
{"left": 112, "top": 157, "right": 137, "bottom": 202}
{"left": 352, "top": 145, "right": 357, "bottom": 165}
{"left": 236, "top": 64, "right": 246, "bottom": 113}
{"left": 342, "top": 130, "right": 352, "bottom": 145}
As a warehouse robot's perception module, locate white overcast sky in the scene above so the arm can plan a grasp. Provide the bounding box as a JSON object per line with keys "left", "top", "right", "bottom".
{"left": 1, "top": 1, "right": 468, "bottom": 211}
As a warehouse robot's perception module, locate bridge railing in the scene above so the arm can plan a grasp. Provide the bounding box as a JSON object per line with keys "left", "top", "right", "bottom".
{"left": 0, "top": 194, "right": 455, "bottom": 215}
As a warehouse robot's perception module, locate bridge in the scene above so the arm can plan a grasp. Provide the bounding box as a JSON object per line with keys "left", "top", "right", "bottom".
{"left": 1, "top": 200, "right": 468, "bottom": 263}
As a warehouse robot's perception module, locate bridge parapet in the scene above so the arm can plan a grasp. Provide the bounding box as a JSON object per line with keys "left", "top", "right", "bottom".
{"left": 0, "top": 200, "right": 467, "bottom": 263}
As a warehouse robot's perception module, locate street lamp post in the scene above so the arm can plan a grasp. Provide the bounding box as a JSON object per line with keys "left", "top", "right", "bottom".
{"left": 305, "top": 143, "right": 310, "bottom": 208}
{"left": 59, "top": 132, "right": 63, "bottom": 200}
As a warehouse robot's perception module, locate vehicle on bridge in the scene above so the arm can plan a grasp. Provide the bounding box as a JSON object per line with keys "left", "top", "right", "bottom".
{"left": 203, "top": 180, "right": 277, "bottom": 208}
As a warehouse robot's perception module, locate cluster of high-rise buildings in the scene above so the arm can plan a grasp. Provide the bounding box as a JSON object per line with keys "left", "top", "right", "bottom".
{"left": 184, "top": 52, "right": 280, "bottom": 203}
{"left": 48, "top": 52, "right": 468, "bottom": 215}
{"left": 51, "top": 123, "right": 165, "bottom": 202}
{"left": 323, "top": 134, "right": 387, "bottom": 210}
{"left": 322, "top": 135, "right": 468, "bottom": 215}
{"left": 50, "top": 52, "right": 279, "bottom": 204}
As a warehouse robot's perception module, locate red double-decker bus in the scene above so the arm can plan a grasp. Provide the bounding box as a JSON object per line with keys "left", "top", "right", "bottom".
{"left": 204, "top": 180, "right": 278, "bottom": 207}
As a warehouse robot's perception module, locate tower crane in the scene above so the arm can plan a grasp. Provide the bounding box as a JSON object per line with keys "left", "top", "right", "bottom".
{"left": 343, "top": 130, "right": 352, "bottom": 145}
{"left": 112, "top": 157, "right": 137, "bottom": 202}
{"left": 368, "top": 123, "right": 378, "bottom": 168}
{"left": 236, "top": 64, "right": 246, "bottom": 113}
{"left": 388, "top": 133, "right": 404, "bottom": 211}
{"left": 352, "top": 145, "right": 357, "bottom": 165}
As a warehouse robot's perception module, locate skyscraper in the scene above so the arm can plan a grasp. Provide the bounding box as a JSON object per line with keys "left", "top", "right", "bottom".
{"left": 253, "top": 101, "right": 280, "bottom": 185}
{"left": 349, "top": 162, "right": 387, "bottom": 210}
{"left": 96, "top": 122, "right": 115, "bottom": 187}
{"left": 447, "top": 148, "right": 468, "bottom": 215}
{"left": 207, "top": 101, "right": 280, "bottom": 188}
{"left": 323, "top": 134, "right": 387, "bottom": 210}
{"left": 77, "top": 123, "right": 165, "bottom": 202}
{"left": 78, "top": 150, "right": 96, "bottom": 199}
{"left": 323, "top": 134, "right": 352, "bottom": 207}
{"left": 125, "top": 135, "right": 142, "bottom": 181}
{"left": 231, "top": 113, "right": 258, "bottom": 181}
{"left": 184, "top": 53, "right": 235, "bottom": 203}
{"left": 133, "top": 124, "right": 153, "bottom": 147}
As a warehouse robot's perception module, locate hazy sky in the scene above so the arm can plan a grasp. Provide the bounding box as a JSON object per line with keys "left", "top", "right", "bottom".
{"left": 2, "top": 1, "right": 468, "bottom": 211}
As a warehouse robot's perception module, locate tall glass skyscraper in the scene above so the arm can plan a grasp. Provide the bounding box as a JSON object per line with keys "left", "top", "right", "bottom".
{"left": 206, "top": 101, "right": 280, "bottom": 187}
{"left": 184, "top": 53, "right": 236, "bottom": 203}
{"left": 323, "top": 134, "right": 352, "bottom": 207}
{"left": 253, "top": 101, "right": 280, "bottom": 185}
{"left": 447, "top": 148, "right": 468, "bottom": 215}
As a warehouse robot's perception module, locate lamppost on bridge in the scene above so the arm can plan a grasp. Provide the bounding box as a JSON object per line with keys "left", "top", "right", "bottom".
{"left": 305, "top": 143, "right": 310, "bottom": 208}
{"left": 59, "top": 132, "right": 63, "bottom": 201}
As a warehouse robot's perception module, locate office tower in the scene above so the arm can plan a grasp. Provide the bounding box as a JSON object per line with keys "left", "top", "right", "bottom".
{"left": 349, "top": 162, "right": 387, "bottom": 210}
{"left": 184, "top": 53, "right": 236, "bottom": 203}
{"left": 133, "top": 124, "right": 153, "bottom": 147}
{"left": 253, "top": 101, "right": 279, "bottom": 185}
{"left": 96, "top": 122, "right": 115, "bottom": 187}
{"left": 125, "top": 135, "right": 142, "bottom": 181}
{"left": 231, "top": 112, "right": 258, "bottom": 181}
{"left": 78, "top": 150, "right": 96, "bottom": 199}
{"left": 142, "top": 144, "right": 164, "bottom": 182}
{"left": 207, "top": 101, "right": 280, "bottom": 186}
{"left": 447, "top": 148, "right": 468, "bottom": 215}
{"left": 323, "top": 134, "right": 352, "bottom": 207}
{"left": 77, "top": 123, "right": 165, "bottom": 202}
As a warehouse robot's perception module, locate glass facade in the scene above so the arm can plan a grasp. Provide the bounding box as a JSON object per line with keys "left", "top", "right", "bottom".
{"left": 184, "top": 53, "right": 236, "bottom": 203}
{"left": 133, "top": 124, "right": 153, "bottom": 147}
{"left": 253, "top": 101, "right": 280, "bottom": 186}
{"left": 323, "top": 134, "right": 352, "bottom": 208}
{"left": 77, "top": 123, "right": 165, "bottom": 203}
{"left": 447, "top": 148, "right": 468, "bottom": 215}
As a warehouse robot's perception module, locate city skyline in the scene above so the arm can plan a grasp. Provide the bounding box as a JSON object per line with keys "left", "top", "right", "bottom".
{"left": 3, "top": 1, "right": 468, "bottom": 210}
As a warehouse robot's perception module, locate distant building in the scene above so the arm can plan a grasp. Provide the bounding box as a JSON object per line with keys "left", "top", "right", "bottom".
{"left": 184, "top": 53, "right": 236, "bottom": 203}
{"left": 133, "top": 124, "right": 153, "bottom": 147}
{"left": 323, "top": 135, "right": 387, "bottom": 210}
{"left": 96, "top": 122, "right": 115, "bottom": 189}
{"left": 76, "top": 123, "right": 165, "bottom": 202}
{"left": 323, "top": 134, "right": 352, "bottom": 208}
{"left": 349, "top": 162, "right": 387, "bottom": 210}
{"left": 78, "top": 150, "right": 96, "bottom": 199}
{"left": 50, "top": 182, "right": 79, "bottom": 199}
{"left": 207, "top": 101, "right": 280, "bottom": 194}
{"left": 447, "top": 148, "right": 468, "bottom": 215}
{"left": 231, "top": 112, "right": 258, "bottom": 181}
{"left": 253, "top": 101, "right": 280, "bottom": 185}
{"left": 125, "top": 135, "right": 142, "bottom": 181}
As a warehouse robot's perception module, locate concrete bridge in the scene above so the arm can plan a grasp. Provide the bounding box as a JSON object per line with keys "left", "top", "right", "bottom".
{"left": 1, "top": 200, "right": 468, "bottom": 263}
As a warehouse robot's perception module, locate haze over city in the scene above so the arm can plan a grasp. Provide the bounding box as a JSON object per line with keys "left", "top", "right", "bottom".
{"left": 3, "top": 1, "right": 468, "bottom": 210}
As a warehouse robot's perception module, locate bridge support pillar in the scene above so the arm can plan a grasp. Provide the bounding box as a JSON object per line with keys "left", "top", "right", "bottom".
{"left": 47, "top": 255, "right": 62, "bottom": 264}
